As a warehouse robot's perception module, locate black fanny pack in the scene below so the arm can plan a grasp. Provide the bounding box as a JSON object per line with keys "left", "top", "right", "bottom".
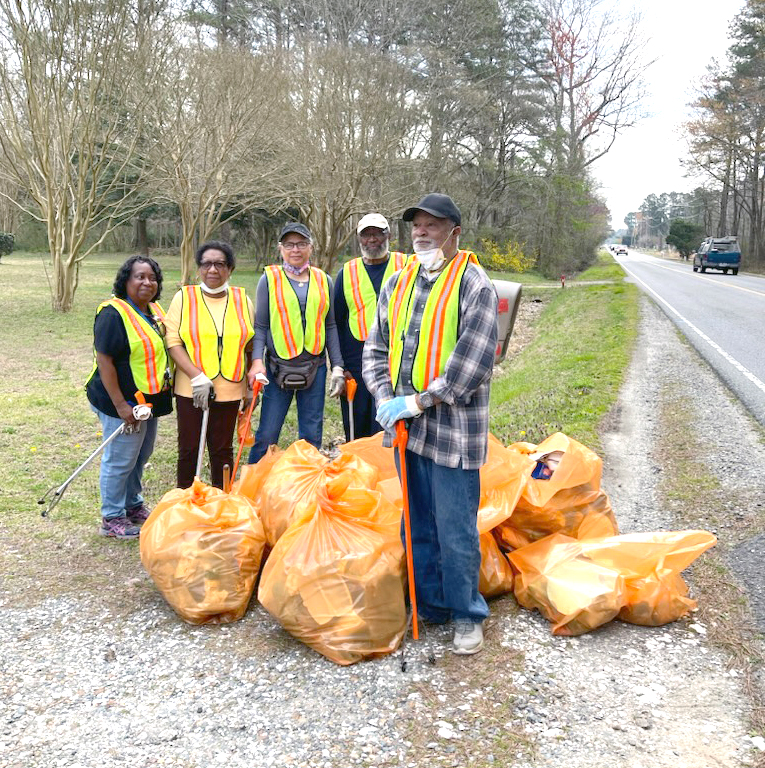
{"left": 268, "top": 353, "right": 323, "bottom": 391}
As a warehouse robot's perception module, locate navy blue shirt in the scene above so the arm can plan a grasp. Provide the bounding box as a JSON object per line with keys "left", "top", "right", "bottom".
{"left": 86, "top": 305, "right": 173, "bottom": 418}
{"left": 333, "top": 259, "right": 392, "bottom": 375}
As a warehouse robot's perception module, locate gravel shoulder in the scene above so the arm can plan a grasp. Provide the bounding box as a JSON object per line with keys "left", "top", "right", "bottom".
{"left": 2, "top": 295, "right": 765, "bottom": 768}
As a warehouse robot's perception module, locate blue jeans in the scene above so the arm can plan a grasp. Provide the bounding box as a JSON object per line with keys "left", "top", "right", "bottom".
{"left": 248, "top": 362, "right": 327, "bottom": 463}
{"left": 395, "top": 449, "right": 489, "bottom": 624}
{"left": 91, "top": 407, "right": 158, "bottom": 520}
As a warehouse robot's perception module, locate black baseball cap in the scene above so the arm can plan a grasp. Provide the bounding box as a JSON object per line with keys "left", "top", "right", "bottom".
{"left": 402, "top": 193, "right": 461, "bottom": 226}
{"left": 279, "top": 222, "right": 312, "bottom": 241}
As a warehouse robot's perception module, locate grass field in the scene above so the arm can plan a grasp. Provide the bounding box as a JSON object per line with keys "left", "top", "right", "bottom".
{"left": 0, "top": 249, "right": 636, "bottom": 574}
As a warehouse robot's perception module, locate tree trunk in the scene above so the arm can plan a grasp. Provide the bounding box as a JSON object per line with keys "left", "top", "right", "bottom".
{"left": 134, "top": 217, "right": 149, "bottom": 255}
{"left": 51, "top": 255, "right": 79, "bottom": 312}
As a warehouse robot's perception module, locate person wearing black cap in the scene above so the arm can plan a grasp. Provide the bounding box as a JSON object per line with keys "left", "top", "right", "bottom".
{"left": 332, "top": 213, "right": 408, "bottom": 441}
{"left": 362, "top": 193, "right": 498, "bottom": 655}
{"left": 246, "top": 222, "right": 345, "bottom": 463}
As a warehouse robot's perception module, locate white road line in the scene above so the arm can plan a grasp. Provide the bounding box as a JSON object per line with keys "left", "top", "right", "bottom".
{"left": 620, "top": 262, "right": 765, "bottom": 396}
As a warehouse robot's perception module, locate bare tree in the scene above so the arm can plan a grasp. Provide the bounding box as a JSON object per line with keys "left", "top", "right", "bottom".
{"left": 146, "top": 43, "right": 289, "bottom": 283}
{"left": 283, "top": 41, "right": 420, "bottom": 271}
{"left": 540, "top": 0, "right": 650, "bottom": 175}
{"left": 0, "top": 0, "right": 173, "bottom": 310}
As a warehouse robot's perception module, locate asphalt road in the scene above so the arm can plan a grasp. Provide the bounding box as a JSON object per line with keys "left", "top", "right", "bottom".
{"left": 614, "top": 250, "right": 765, "bottom": 428}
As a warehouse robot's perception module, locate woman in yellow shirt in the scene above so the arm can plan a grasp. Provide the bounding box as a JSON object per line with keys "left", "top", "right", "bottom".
{"left": 164, "top": 241, "right": 255, "bottom": 488}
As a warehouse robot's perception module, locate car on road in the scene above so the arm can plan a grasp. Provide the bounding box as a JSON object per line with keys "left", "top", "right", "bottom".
{"left": 615, "top": 245, "right": 628, "bottom": 255}
{"left": 693, "top": 236, "right": 741, "bottom": 275}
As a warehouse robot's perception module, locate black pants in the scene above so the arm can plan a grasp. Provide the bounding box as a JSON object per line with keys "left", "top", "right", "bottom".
{"left": 176, "top": 395, "right": 240, "bottom": 489}
{"left": 340, "top": 372, "right": 383, "bottom": 442}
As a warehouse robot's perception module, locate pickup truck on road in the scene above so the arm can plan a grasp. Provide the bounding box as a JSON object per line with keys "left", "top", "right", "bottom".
{"left": 692, "top": 236, "right": 741, "bottom": 275}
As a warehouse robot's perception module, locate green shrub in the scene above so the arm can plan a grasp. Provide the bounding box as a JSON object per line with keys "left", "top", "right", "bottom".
{"left": 0, "top": 232, "right": 14, "bottom": 257}
{"left": 478, "top": 238, "right": 536, "bottom": 273}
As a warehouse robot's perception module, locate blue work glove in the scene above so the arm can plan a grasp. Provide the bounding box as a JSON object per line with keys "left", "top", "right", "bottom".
{"left": 376, "top": 395, "right": 424, "bottom": 429}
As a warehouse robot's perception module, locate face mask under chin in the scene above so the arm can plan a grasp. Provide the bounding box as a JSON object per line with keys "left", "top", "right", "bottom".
{"left": 413, "top": 227, "right": 455, "bottom": 272}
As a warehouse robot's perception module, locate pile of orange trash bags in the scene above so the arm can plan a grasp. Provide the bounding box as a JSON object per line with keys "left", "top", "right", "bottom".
{"left": 140, "top": 430, "right": 716, "bottom": 661}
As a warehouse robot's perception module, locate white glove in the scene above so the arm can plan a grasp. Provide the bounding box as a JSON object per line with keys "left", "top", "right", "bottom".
{"left": 132, "top": 404, "right": 153, "bottom": 421}
{"left": 328, "top": 366, "right": 346, "bottom": 398}
{"left": 190, "top": 372, "right": 214, "bottom": 410}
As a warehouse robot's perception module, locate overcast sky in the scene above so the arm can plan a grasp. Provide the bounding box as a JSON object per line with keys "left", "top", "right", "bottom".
{"left": 593, "top": 0, "right": 746, "bottom": 229}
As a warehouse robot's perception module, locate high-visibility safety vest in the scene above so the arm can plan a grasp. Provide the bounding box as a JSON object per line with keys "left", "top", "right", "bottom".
{"left": 343, "top": 251, "right": 408, "bottom": 341}
{"left": 87, "top": 298, "right": 170, "bottom": 395}
{"left": 179, "top": 285, "right": 254, "bottom": 382}
{"left": 388, "top": 250, "right": 479, "bottom": 391}
{"left": 265, "top": 265, "right": 330, "bottom": 359}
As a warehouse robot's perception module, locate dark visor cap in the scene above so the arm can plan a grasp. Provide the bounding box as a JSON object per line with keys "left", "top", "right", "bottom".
{"left": 279, "top": 222, "right": 311, "bottom": 241}
{"left": 402, "top": 193, "right": 461, "bottom": 226}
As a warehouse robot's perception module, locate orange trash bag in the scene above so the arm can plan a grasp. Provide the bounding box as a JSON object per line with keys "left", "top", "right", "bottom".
{"left": 479, "top": 532, "right": 514, "bottom": 598}
{"left": 258, "top": 474, "right": 407, "bottom": 665}
{"left": 495, "top": 433, "right": 618, "bottom": 549}
{"left": 232, "top": 445, "right": 283, "bottom": 504}
{"left": 477, "top": 435, "right": 533, "bottom": 534}
{"left": 140, "top": 479, "right": 267, "bottom": 625}
{"left": 340, "top": 432, "right": 398, "bottom": 482}
{"left": 509, "top": 533, "right": 625, "bottom": 636}
{"left": 258, "top": 440, "right": 378, "bottom": 546}
{"left": 581, "top": 530, "right": 717, "bottom": 626}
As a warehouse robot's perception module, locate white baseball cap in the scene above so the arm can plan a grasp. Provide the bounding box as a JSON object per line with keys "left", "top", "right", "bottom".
{"left": 357, "top": 213, "right": 389, "bottom": 234}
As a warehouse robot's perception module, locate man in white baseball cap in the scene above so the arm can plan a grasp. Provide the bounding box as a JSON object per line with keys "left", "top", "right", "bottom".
{"left": 332, "top": 213, "right": 408, "bottom": 441}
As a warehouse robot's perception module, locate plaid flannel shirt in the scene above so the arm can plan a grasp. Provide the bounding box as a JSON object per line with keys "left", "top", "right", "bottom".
{"left": 362, "top": 261, "right": 498, "bottom": 469}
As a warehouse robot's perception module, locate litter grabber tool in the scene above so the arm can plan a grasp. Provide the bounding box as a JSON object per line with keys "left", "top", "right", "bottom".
{"left": 38, "top": 395, "right": 153, "bottom": 517}
{"left": 231, "top": 380, "right": 263, "bottom": 485}
{"left": 345, "top": 374, "right": 358, "bottom": 441}
{"left": 395, "top": 420, "right": 434, "bottom": 670}
{"left": 195, "top": 403, "right": 211, "bottom": 479}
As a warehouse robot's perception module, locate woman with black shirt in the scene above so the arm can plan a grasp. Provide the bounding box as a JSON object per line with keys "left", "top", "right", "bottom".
{"left": 85, "top": 256, "right": 173, "bottom": 539}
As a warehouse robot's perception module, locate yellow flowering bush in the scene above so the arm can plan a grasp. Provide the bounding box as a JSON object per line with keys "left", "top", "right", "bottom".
{"left": 478, "top": 238, "right": 535, "bottom": 273}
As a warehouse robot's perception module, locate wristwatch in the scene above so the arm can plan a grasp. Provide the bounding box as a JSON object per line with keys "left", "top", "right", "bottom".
{"left": 416, "top": 390, "right": 436, "bottom": 410}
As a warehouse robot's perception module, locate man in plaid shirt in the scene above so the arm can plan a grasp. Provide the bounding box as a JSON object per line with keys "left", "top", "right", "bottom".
{"left": 362, "top": 193, "right": 498, "bottom": 655}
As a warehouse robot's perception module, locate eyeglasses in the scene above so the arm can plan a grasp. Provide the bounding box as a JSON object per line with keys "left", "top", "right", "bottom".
{"left": 281, "top": 241, "right": 311, "bottom": 251}
{"left": 199, "top": 260, "right": 229, "bottom": 271}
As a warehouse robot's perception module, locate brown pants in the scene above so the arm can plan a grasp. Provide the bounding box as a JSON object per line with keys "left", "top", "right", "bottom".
{"left": 175, "top": 395, "right": 240, "bottom": 489}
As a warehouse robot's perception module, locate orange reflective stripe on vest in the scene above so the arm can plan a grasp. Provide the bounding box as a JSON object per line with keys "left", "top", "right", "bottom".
{"left": 266, "top": 265, "right": 330, "bottom": 359}
{"left": 179, "top": 286, "right": 254, "bottom": 381}
{"left": 86, "top": 298, "right": 169, "bottom": 395}
{"left": 343, "top": 251, "right": 408, "bottom": 341}
{"left": 388, "top": 251, "right": 478, "bottom": 391}
{"left": 184, "top": 286, "right": 204, "bottom": 368}
{"left": 268, "top": 266, "right": 300, "bottom": 358}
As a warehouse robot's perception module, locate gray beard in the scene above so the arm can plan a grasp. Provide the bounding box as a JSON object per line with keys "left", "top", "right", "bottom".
{"left": 360, "top": 243, "right": 389, "bottom": 263}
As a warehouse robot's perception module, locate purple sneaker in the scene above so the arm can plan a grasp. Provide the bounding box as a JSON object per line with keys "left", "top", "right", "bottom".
{"left": 126, "top": 504, "right": 151, "bottom": 526}
{"left": 99, "top": 516, "right": 140, "bottom": 539}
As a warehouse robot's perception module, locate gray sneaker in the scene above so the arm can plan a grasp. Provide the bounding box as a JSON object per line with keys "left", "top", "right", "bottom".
{"left": 99, "top": 516, "right": 140, "bottom": 539}
{"left": 452, "top": 620, "right": 484, "bottom": 655}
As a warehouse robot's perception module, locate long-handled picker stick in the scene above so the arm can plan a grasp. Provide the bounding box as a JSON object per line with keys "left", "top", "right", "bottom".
{"left": 231, "top": 381, "right": 263, "bottom": 481}
{"left": 345, "top": 375, "right": 358, "bottom": 442}
{"left": 38, "top": 423, "right": 126, "bottom": 517}
{"left": 38, "top": 398, "right": 153, "bottom": 517}
{"left": 195, "top": 406, "right": 211, "bottom": 479}
{"left": 395, "top": 419, "right": 419, "bottom": 640}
